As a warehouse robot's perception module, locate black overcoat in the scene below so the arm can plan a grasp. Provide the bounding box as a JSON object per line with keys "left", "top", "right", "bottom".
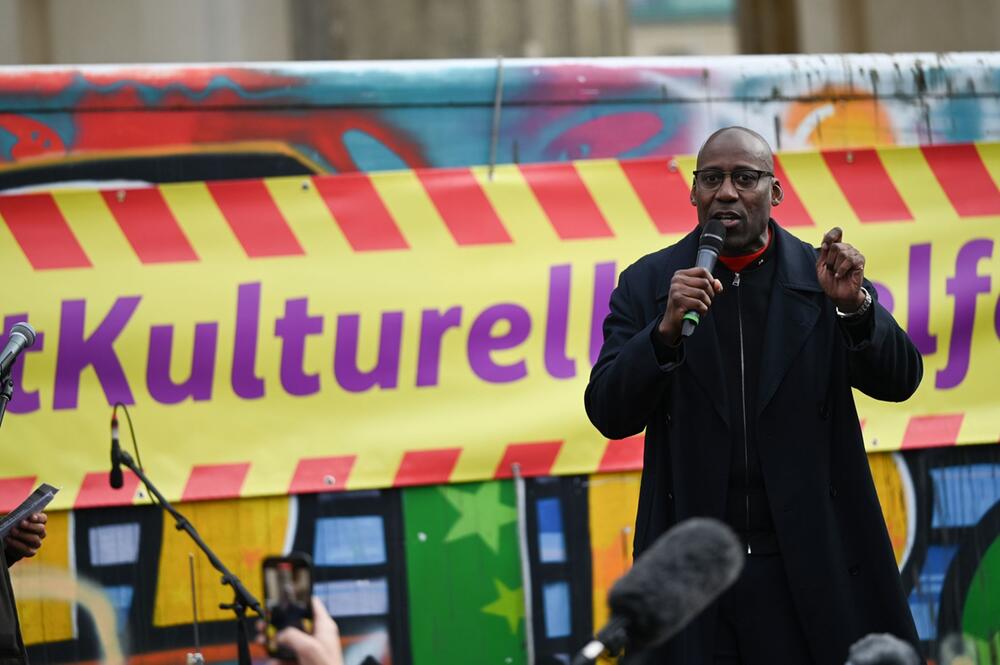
{"left": 584, "top": 222, "right": 922, "bottom": 665}
{"left": 0, "top": 547, "right": 26, "bottom": 665}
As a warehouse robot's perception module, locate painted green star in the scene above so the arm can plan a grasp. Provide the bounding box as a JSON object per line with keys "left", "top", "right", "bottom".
{"left": 481, "top": 579, "right": 523, "bottom": 635}
{"left": 439, "top": 482, "right": 517, "bottom": 553}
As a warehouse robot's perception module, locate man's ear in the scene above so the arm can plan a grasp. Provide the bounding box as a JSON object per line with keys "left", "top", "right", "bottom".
{"left": 771, "top": 180, "right": 784, "bottom": 206}
{"left": 690, "top": 185, "right": 697, "bottom": 206}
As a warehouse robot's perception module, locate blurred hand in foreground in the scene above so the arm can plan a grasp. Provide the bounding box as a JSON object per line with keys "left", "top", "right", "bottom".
{"left": 263, "top": 596, "right": 344, "bottom": 665}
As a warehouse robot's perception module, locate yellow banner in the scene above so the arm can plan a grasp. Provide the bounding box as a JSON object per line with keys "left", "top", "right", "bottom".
{"left": 1, "top": 143, "right": 998, "bottom": 510}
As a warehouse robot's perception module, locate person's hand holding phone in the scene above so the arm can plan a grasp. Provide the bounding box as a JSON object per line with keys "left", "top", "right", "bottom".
{"left": 266, "top": 597, "right": 343, "bottom": 665}
{"left": 263, "top": 553, "right": 314, "bottom": 658}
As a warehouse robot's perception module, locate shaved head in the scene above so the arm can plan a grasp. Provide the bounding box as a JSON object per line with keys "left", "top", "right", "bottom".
{"left": 697, "top": 127, "right": 774, "bottom": 171}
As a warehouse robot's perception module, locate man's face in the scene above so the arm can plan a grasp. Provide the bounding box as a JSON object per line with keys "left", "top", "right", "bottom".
{"left": 690, "top": 130, "right": 781, "bottom": 254}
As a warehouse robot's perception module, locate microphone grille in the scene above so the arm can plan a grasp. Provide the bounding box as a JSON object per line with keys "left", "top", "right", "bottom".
{"left": 9, "top": 322, "right": 36, "bottom": 347}
{"left": 699, "top": 220, "right": 727, "bottom": 254}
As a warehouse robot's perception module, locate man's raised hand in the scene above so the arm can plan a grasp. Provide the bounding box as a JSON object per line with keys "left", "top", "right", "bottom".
{"left": 817, "top": 227, "right": 866, "bottom": 312}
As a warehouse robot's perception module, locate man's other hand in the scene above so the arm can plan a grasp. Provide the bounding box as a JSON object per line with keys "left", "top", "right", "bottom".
{"left": 5, "top": 512, "right": 47, "bottom": 564}
{"left": 817, "top": 227, "right": 866, "bottom": 312}
{"left": 658, "top": 267, "right": 724, "bottom": 346}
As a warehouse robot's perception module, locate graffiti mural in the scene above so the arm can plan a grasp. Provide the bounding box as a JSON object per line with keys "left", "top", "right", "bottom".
{"left": 8, "top": 448, "right": 999, "bottom": 664}
{"left": 12, "top": 492, "right": 408, "bottom": 665}
{"left": 1, "top": 54, "right": 999, "bottom": 186}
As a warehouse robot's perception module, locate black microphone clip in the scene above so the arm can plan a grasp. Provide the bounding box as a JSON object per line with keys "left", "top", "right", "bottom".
{"left": 109, "top": 409, "right": 124, "bottom": 489}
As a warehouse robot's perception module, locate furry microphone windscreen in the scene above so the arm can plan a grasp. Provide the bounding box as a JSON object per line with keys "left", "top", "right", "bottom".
{"left": 607, "top": 518, "right": 744, "bottom": 650}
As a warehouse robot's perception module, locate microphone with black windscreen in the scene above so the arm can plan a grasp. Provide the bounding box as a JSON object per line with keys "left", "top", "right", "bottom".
{"left": 681, "top": 220, "right": 727, "bottom": 338}
{"left": 0, "top": 322, "right": 36, "bottom": 376}
{"left": 572, "top": 517, "right": 744, "bottom": 664}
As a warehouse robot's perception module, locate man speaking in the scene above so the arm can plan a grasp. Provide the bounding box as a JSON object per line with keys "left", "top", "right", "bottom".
{"left": 585, "top": 127, "right": 922, "bottom": 664}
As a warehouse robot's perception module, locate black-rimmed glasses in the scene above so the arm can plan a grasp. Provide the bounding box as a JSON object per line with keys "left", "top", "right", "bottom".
{"left": 692, "top": 169, "right": 774, "bottom": 191}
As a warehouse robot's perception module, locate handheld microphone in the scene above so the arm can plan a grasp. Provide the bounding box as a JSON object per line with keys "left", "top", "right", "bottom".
{"left": 681, "top": 220, "right": 727, "bottom": 338}
{"left": 573, "top": 518, "right": 744, "bottom": 664}
{"left": 0, "top": 322, "right": 36, "bottom": 376}
{"left": 109, "top": 408, "right": 124, "bottom": 489}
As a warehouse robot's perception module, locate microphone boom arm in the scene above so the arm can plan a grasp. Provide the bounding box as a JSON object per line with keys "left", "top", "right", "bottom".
{"left": 112, "top": 447, "right": 262, "bottom": 665}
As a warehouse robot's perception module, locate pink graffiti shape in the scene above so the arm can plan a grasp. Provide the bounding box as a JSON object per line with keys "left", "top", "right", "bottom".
{"left": 544, "top": 112, "right": 663, "bottom": 161}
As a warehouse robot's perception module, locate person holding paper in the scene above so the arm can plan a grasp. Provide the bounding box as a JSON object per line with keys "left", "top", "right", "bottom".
{"left": 4, "top": 512, "right": 47, "bottom": 563}
{"left": 0, "top": 511, "right": 47, "bottom": 665}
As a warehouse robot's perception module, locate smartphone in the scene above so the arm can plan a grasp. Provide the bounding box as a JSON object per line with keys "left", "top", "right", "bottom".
{"left": 262, "top": 553, "right": 314, "bottom": 659}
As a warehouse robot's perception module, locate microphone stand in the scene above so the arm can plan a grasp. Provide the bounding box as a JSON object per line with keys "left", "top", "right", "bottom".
{"left": 112, "top": 447, "right": 262, "bottom": 665}
{"left": 0, "top": 372, "right": 13, "bottom": 430}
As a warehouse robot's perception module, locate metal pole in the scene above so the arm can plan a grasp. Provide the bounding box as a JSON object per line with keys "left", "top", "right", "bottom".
{"left": 488, "top": 56, "right": 505, "bottom": 181}
{"left": 187, "top": 553, "right": 205, "bottom": 665}
{"left": 512, "top": 463, "right": 535, "bottom": 665}
{"left": 189, "top": 553, "right": 201, "bottom": 650}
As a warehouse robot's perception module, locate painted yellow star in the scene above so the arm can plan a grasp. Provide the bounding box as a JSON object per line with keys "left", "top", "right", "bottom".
{"left": 481, "top": 579, "right": 523, "bottom": 635}
{"left": 439, "top": 482, "right": 517, "bottom": 553}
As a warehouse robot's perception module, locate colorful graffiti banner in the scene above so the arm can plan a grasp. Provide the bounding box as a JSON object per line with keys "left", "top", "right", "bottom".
{"left": 1, "top": 142, "right": 998, "bottom": 510}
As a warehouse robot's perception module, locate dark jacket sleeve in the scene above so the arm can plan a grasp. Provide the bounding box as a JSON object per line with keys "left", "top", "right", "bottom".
{"left": 584, "top": 265, "right": 680, "bottom": 439}
{"left": 3, "top": 547, "right": 21, "bottom": 567}
{"left": 840, "top": 279, "right": 923, "bottom": 402}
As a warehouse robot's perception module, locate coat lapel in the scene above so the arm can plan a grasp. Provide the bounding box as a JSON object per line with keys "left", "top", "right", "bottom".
{"left": 756, "top": 224, "right": 825, "bottom": 416}
{"left": 656, "top": 229, "right": 730, "bottom": 429}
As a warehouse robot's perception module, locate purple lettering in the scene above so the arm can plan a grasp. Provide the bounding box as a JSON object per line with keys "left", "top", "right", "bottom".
{"left": 3, "top": 314, "right": 43, "bottom": 414}
{"left": 53, "top": 297, "right": 140, "bottom": 410}
{"left": 334, "top": 312, "right": 403, "bottom": 392}
{"left": 545, "top": 264, "right": 575, "bottom": 379}
{"left": 275, "top": 298, "right": 324, "bottom": 396}
{"left": 936, "top": 238, "right": 993, "bottom": 389}
{"left": 416, "top": 307, "right": 462, "bottom": 387}
{"left": 871, "top": 281, "right": 894, "bottom": 314}
{"left": 907, "top": 243, "right": 936, "bottom": 354}
{"left": 146, "top": 323, "right": 218, "bottom": 404}
{"left": 995, "top": 293, "right": 1000, "bottom": 341}
{"left": 468, "top": 304, "right": 531, "bottom": 383}
{"left": 231, "top": 282, "right": 265, "bottom": 399}
{"left": 590, "top": 262, "right": 616, "bottom": 366}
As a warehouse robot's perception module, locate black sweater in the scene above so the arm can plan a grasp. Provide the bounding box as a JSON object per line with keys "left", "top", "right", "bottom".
{"left": 712, "top": 236, "right": 779, "bottom": 553}
{"left": 650, "top": 224, "right": 876, "bottom": 554}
